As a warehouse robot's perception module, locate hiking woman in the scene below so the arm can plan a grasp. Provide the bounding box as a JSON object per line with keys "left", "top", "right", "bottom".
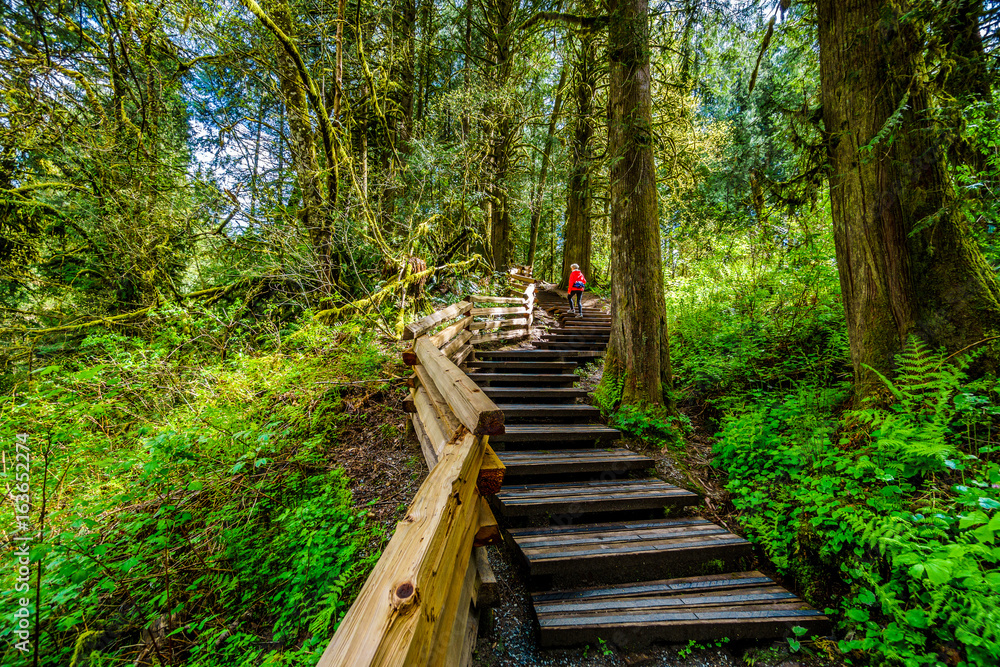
{"left": 567, "top": 264, "right": 586, "bottom": 317}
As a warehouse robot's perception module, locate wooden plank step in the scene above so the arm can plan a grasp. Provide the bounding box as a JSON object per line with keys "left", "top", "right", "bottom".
{"left": 466, "top": 361, "right": 578, "bottom": 372}
{"left": 499, "top": 404, "right": 601, "bottom": 422}
{"left": 545, "top": 327, "right": 610, "bottom": 334}
{"left": 544, "top": 334, "right": 610, "bottom": 342}
{"left": 475, "top": 350, "right": 602, "bottom": 360}
{"left": 494, "top": 478, "right": 698, "bottom": 518}
{"left": 484, "top": 387, "right": 590, "bottom": 403}
{"left": 466, "top": 373, "right": 577, "bottom": 386}
{"left": 535, "top": 341, "right": 608, "bottom": 350}
{"left": 508, "top": 517, "right": 750, "bottom": 580}
{"left": 533, "top": 572, "right": 831, "bottom": 648}
{"left": 491, "top": 424, "right": 621, "bottom": 444}
{"left": 560, "top": 323, "right": 611, "bottom": 330}
{"left": 497, "top": 448, "right": 652, "bottom": 476}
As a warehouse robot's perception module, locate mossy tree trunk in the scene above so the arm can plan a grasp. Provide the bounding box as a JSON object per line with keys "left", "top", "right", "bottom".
{"left": 601, "top": 0, "right": 674, "bottom": 408}
{"left": 817, "top": 0, "right": 1000, "bottom": 396}
{"left": 272, "top": 2, "right": 334, "bottom": 293}
{"left": 560, "top": 29, "right": 596, "bottom": 290}
{"left": 484, "top": 0, "right": 516, "bottom": 271}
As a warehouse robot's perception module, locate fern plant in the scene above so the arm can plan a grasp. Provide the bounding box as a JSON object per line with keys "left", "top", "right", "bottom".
{"left": 857, "top": 336, "right": 967, "bottom": 480}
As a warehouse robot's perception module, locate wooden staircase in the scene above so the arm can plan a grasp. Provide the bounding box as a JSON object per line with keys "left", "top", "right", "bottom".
{"left": 466, "top": 287, "right": 830, "bottom": 650}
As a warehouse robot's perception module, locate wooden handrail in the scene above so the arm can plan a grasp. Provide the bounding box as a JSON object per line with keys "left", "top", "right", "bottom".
{"left": 322, "top": 281, "right": 538, "bottom": 665}
{"left": 318, "top": 431, "right": 486, "bottom": 665}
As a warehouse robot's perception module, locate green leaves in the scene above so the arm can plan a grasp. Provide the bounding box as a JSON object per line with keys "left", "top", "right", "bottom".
{"left": 712, "top": 341, "right": 1000, "bottom": 666}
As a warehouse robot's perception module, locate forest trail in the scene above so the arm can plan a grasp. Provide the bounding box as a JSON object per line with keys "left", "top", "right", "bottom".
{"left": 479, "top": 288, "right": 830, "bottom": 651}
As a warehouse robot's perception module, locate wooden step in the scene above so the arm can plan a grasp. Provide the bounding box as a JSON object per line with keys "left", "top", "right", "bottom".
{"left": 544, "top": 334, "right": 610, "bottom": 342}
{"left": 559, "top": 317, "right": 611, "bottom": 323}
{"left": 546, "top": 327, "right": 610, "bottom": 335}
{"left": 491, "top": 423, "right": 621, "bottom": 445}
{"left": 535, "top": 341, "right": 608, "bottom": 350}
{"left": 466, "top": 373, "right": 577, "bottom": 386}
{"left": 533, "top": 572, "right": 831, "bottom": 648}
{"left": 475, "top": 350, "right": 603, "bottom": 361}
{"left": 466, "top": 361, "right": 578, "bottom": 372}
{"left": 497, "top": 448, "right": 652, "bottom": 475}
{"left": 494, "top": 478, "right": 698, "bottom": 518}
{"left": 560, "top": 323, "right": 611, "bottom": 330}
{"left": 483, "top": 387, "right": 590, "bottom": 403}
{"left": 499, "top": 404, "right": 601, "bottom": 422}
{"left": 508, "top": 517, "right": 751, "bottom": 582}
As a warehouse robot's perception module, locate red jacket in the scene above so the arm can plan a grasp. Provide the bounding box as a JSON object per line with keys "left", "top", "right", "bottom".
{"left": 568, "top": 270, "right": 586, "bottom": 294}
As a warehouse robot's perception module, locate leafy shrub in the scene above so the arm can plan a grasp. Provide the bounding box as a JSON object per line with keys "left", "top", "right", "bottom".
{"left": 713, "top": 339, "right": 1000, "bottom": 666}
{"left": 0, "top": 315, "right": 398, "bottom": 666}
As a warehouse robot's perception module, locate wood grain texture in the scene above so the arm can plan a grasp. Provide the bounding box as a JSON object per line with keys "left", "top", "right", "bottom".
{"left": 318, "top": 432, "right": 486, "bottom": 666}
{"left": 415, "top": 337, "right": 504, "bottom": 436}
{"left": 403, "top": 301, "right": 473, "bottom": 340}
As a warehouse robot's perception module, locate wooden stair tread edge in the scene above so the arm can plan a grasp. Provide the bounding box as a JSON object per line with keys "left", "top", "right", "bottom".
{"left": 531, "top": 572, "right": 776, "bottom": 601}
{"left": 496, "top": 448, "right": 651, "bottom": 461}
{"left": 508, "top": 517, "right": 714, "bottom": 538}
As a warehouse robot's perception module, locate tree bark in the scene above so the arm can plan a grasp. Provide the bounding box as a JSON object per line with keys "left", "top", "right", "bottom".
{"left": 528, "top": 65, "right": 567, "bottom": 269}
{"left": 817, "top": 0, "right": 1000, "bottom": 396}
{"left": 272, "top": 2, "right": 333, "bottom": 291}
{"left": 602, "top": 0, "right": 674, "bottom": 408}
{"left": 560, "top": 31, "right": 596, "bottom": 289}
{"left": 483, "top": 0, "right": 516, "bottom": 271}
{"left": 391, "top": 0, "right": 417, "bottom": 144}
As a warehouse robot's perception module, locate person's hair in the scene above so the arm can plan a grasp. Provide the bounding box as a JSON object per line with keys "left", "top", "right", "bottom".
{"left": 571, "top": 263, "right": 579, "bottom": 270}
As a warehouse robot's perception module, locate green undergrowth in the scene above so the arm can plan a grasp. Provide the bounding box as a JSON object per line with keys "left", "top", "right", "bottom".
{"left": 668, "top": 222, "right": 850, "bottom": 405}
{"left": 0, "top": 310, "right": 402, "bottom": 666}
{"left": 713, "top": 339, "right": 1000, "bottom": 666}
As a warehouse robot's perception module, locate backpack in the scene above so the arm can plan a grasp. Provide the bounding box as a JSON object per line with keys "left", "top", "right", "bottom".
{"left": 572, "top": 280, "right": 585, "bottom": 289}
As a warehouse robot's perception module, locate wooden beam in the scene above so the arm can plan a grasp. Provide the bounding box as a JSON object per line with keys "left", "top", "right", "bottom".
{"left": 402, "top": 348, "right": 419, "bottom": 366}
{"left": 473, "top": 498, "right": 501, "bottom": 547}
{"left": 477, "top": 444, "right": 505, "bottom": 496}
{"left": 403, "top": 301, "right": 473, "bottom": 340}
{"left": 474, "top": 546, "right": 498, "bottom": 607}
{"left": 412, "top": 413, "right": 438, "bottom": 469}
{"left": 467, "top": 295, "right": 526, "bottom": 304}
{"left": 443, "top": 556, "right": 479, "bottom": 666}
{"left": 429, "top": 315, "right": 473, "bottom": 350}
{"left": 318, "top": 433, "right": 486, "bottom": 666}
{"left": 471, "top": 306, "right": 528, "bottom": 317}
{"left": 441, "top": 329, "right": 473, "bottom": 359}
{"left": 469, "top": 318, "right": 529, "bottom": 331}
{"left": 414, "top": 337, "right": 504, "bottom": 436}
{"left": 509, "top": 273, "right": 535, "bottom": 286}
{"left": 414, "top": 368, "right": 461, "bottom": 439}
{"left": 451, "top": 344, "right": 474, "bottom": 367}
{"left": 470, "top": 329, "right": 528, "bottom": 345}
{"left": 413, "top": 385, "right": 457, "bottom": 460}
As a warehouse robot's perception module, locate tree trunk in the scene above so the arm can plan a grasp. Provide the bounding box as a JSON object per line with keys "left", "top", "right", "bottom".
{"left": 560, "top": 31, "right": 596, "bottom": 289}
{"left": 528, "top": 65, "right": 567, "bottom": 269}
{"left": 601, "top": 0, "right": 674, "bottom": 408}
{"left": 415, "top": 0, "right": 434, "bottom": 126}
{"left": 817, "top": 0, "right": 1000, "bottom": 396}
{"left": 483, "top": 0, "right": 516, "bottom": 271}
{"left": 272, "top": 2, "right": 332, "bottom": 291}
{"left": 391, "top": 0, "right": 417, "bottom": 144}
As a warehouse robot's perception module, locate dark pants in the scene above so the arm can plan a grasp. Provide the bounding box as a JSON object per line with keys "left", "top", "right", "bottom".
{"left": 568, "top": 291, "right": 583, "bottom": 315}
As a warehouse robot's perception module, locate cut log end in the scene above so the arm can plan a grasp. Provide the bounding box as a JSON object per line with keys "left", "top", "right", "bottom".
{"left": 402, "top": 349, "right": 418, "bottom": 366}
{"left": 473, "top": 410, "right": 506, "bottom": 436}
{"left": 477, "top": 468, "right": 505, "bottom": 496}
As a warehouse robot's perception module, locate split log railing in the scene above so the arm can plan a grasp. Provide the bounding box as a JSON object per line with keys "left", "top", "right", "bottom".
{"left": 319, "top": 275, "right": 536, "bottom": 666}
